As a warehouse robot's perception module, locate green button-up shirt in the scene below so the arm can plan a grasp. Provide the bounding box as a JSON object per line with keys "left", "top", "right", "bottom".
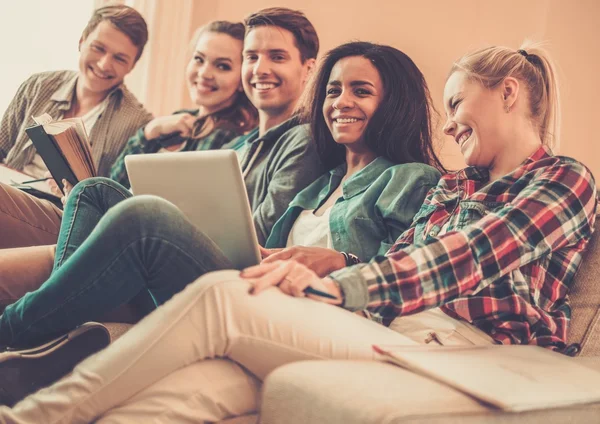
{"left": 265, "top": 157, "right": 440, "bottom": 261}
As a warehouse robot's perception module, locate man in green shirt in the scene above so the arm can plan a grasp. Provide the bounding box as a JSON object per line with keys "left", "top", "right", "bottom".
{"left": 224, "top": 7, "right": 324, "bottom": 243}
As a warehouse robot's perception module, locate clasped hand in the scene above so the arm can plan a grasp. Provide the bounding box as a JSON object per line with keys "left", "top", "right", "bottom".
{"left": 240, "top": 246, "right": 347, "bottom": 304}
{"left": 242, "top": 259, "right": 343, "bottom": 305}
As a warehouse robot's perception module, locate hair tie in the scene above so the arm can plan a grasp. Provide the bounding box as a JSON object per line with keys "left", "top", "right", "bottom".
{"left": 517, "top": 49, "right": 540, "bottom": 67}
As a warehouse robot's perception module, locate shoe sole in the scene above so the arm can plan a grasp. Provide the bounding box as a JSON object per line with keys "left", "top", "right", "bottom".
{"left": 0, "top": 322, "right": 111, "bottom": 406}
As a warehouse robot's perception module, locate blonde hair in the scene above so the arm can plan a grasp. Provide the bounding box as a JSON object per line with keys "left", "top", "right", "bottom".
{"left": 450, "top": 41, "right": 561, "bottom": 149}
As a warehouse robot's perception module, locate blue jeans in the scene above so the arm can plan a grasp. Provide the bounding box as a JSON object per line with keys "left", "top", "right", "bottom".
{"left": 0, "top": 177, "right": 231, "bottom": 347}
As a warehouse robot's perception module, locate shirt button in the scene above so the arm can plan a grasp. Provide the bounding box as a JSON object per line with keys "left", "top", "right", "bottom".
{"left": 429, "top": 230, "right": 436, "bottom": 237}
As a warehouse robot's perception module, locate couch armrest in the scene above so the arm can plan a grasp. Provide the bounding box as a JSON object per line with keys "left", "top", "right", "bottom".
{"left": 259, "top": 360, "right": 600, "bottom": 424}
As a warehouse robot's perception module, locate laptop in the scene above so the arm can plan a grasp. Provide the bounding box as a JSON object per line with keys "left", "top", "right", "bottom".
{"left": 125, "top": 150, "right": 261, "bottom": 269}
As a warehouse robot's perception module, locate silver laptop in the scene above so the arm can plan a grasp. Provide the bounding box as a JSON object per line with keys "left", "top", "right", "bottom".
{"left": 125, "top": 150, "right": 261, "bottom": 269}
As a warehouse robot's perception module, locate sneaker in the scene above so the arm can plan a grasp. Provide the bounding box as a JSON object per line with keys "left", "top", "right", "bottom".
{"left": 0, "top": 322, "right": 111, "bottom": 406}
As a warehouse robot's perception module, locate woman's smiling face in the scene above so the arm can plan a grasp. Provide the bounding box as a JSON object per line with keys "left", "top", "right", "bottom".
{"left": 186, "top": 31, "right": 243, "bottom": 114}
{"left": 442, "top": 71, "right": 508, "bottom": 168}
{"left": 322, "top": 56, "right": 383, "bottom": 147}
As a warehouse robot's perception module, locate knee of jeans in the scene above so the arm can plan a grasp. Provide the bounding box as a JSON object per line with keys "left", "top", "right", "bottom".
{"left": 105, "top": 195, "right": 181, "bottom": 230}
{"left": 72, "top": 176, "right": 112, "bottom": 193}
{"left": 70, "top": 177, "right": 122, "bottom": 200}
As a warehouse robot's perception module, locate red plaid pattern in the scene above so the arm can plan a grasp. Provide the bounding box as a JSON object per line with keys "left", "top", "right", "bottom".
{"left": 346, "top": 146, "right": 597, "bottom": 350}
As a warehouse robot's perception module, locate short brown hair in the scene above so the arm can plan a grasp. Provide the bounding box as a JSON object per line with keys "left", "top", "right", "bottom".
{"left": 81, "top": 5, "right": 149, "bottom": 62}
{"left": 244, "top": 7, "right": 319, "bottom": 62}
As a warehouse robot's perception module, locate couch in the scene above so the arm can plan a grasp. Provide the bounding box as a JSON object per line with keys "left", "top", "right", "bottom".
{"left": 255, "top": 222, "right": 600, "bottom": 423}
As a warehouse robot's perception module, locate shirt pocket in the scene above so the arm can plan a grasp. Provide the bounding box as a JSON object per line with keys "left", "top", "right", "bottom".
{"left": 455, "top": 201, "right": 505, "bottom": 230}
{"left": 412, "top": 204, "right": 440, "bottom": 242}
{"left": 352, "top": 216, "right": 387, "bottom": 259}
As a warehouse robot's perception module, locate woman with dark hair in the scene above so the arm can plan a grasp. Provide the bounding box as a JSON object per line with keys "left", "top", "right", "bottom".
{"left": 262, "top": 41, "right": 443, "bottom": 269}
{"left": 0, "top": 42, "right": 441, "bottom": 391}
{"left": 308, "top": 42, "right": 443, "bottom": 171}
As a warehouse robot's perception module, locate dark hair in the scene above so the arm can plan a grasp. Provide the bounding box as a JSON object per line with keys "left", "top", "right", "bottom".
{"left": 190, "top": 21, "right": 258, "bottom": 132}
{"left": 82, "top": 5, "right": 149, "bottom": 62}
{"left": 304, "top": 42, "right": 445, "bottom": 171}
{"left": 244, "top": 7, "right": 319, "bottom": 62}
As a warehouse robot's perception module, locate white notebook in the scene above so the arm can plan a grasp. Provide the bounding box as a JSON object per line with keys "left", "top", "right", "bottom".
{"left": 373, "top": 344, "right": 600, "bottom": 412}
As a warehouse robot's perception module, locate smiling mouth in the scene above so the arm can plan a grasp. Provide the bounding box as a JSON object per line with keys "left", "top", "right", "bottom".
{"left": 333, "top": 117, "right": 362, "bottom": 124}
{"left": 456, "top": 130, "right": 472, "bottom": 147}
{"left": 89, "top": 67, "right": 112, "bottom": 80}
{"left": 252, "top": 82, "right": 278, "bottom": 91}
{"left": 195, "top": 82, "right": 218, "bottom": 92}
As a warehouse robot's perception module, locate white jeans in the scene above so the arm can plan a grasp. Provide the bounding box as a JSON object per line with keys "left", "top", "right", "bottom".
{"left": 0, "top": 271, "right": 492, "bottom": 423}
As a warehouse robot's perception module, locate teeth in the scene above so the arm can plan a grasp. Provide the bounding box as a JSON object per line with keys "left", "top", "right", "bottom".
{"left": 255, "top": 83, "right": 276, "bottom": 90}
{"left": 91, "top": 68, "right": 110, "bottom": 79}
{"left": 458, "top": 131, "right": 471, "bottom": 144}
{"left": 335, "top": 118, "right": 359, "bottom": 124}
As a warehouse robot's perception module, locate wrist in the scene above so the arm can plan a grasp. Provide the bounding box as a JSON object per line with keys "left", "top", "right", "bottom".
{"left": 340, "top": 251, "right": 360, "bottom": 267}
{"left": 322, "top": 277, "right": 344, "bottom": 305}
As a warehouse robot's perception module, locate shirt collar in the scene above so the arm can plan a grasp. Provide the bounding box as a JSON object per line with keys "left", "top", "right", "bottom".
{"left": 50, "top": 73, "right": 123, "bottom": 110}
{"left": 245, "top": 115, "right": 300, "bottom": 145}
{"left": 451, "top": 144, "right": 554, "bottom": 183}
{"left": 340, "top": 156, "right": 394, "bottom": 199}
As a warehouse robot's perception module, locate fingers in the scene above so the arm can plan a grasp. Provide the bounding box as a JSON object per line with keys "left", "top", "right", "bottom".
{"left": 259, "top": 246, "right": 276, "bottom": 259}
{"left": 247, "top": 261, "right": 294, "bottom": 295}
{"left": 174, "top": 114, "right": 196, "bottom": 138}
{"left": 60, "top": 179, "right": 74, "bottom": 206}
{"left": 63, "top": 179, "right": 73, "bottom": 194}
{"left": 241, "top": 261, "right": 281, "bottom": 278}
{"left": 46, "top": 178, "right": 61, "bottom": 196}
{"left": 174, "top": 120, "right": 193, "bottom": 138}
{"left": 261, "top": 247, "right": 293, "bottom": 263}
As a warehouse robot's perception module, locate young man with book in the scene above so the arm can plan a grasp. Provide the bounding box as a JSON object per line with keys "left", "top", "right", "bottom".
{"left": 0, "top": 5, "right": 152, "bottom": 250}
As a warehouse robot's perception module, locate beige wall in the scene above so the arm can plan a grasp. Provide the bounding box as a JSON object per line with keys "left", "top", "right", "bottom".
{"left": 139, "top": 0, "right": 600, "bottom": 176}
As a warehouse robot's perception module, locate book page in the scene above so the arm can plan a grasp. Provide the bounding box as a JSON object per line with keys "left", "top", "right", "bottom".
{"left": 32, "top": 113, "right": 53, "bottom": 126}
{"left": 36, "top": 116, "right": 97, "bottom": 180}
{"left": 373, "top": 344, "right": 600, "bottom": 412}
{"left": 52, "top": 128, "right": 94, "bottom": 181}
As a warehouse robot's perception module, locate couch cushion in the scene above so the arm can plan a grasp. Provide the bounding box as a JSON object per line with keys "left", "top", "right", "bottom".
{"left": 567, "top": 225, "right": 600, "bottom": 356}
{"left": 260, "top": 360, "right": 600, "bottom": 424}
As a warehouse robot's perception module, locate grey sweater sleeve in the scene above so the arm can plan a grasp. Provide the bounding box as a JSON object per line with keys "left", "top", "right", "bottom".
{"left": 252, "top": 125, "right": 323, "bottom": 244}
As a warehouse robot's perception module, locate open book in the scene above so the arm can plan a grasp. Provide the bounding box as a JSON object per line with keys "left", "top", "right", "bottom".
{"left": 373, "top": 344, "right": 600, "bottom": 412}
{"left": 25, "top": 113, "right": 96, "bottom": 193}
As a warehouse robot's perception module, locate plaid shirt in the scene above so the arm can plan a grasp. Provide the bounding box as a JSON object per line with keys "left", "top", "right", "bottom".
{"left": 1, "top": 70, "right": 152, "bottom": 177}
{"left": 331, "top": 146, "right": 597, "bottom": 350}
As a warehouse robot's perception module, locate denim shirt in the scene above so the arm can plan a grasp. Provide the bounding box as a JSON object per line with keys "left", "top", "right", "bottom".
{"left": 265, "top": 157, "right": 440, "bottom": 261}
